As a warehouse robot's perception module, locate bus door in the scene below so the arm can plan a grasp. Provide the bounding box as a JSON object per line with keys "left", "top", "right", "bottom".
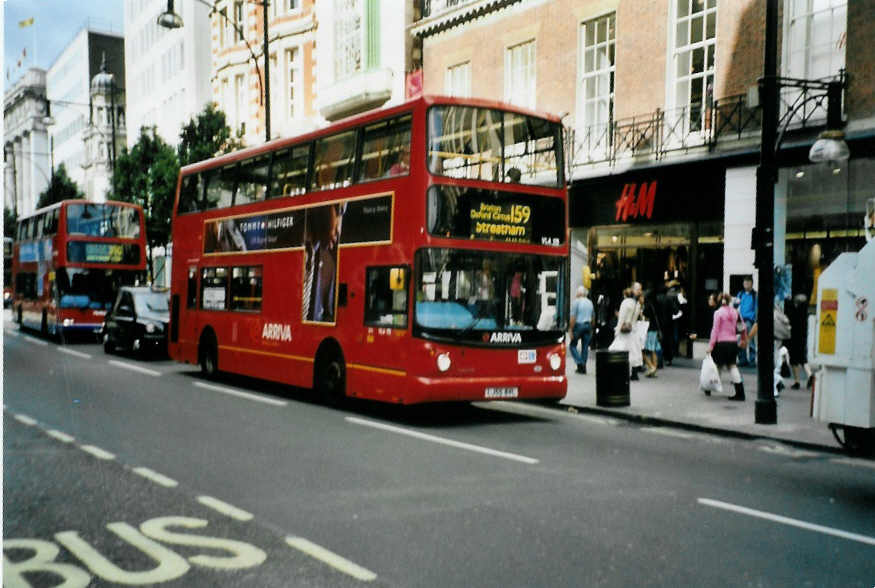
{"left": 179, "top": 265, "right": 202, "bottom": 361}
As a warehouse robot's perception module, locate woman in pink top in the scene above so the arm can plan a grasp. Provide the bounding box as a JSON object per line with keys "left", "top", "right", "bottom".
{"left": 708, "top": 293, "right": 748, "bottom": 401}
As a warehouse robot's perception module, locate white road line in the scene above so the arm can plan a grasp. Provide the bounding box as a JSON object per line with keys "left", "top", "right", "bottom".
{"left": 641, "top": 427, "right": 695, "bottom": 439}
{"left": 13, "top": 414, "right": 38, "bottom": 426}
{"left": 197, "top": 496, "right": 253, "bottom": 521}
{"left": 346, "top": 416, "right": 539, "bottom": 465}
{"left": 58, "top": 347, "right": 93, "bottom": 360}
{"left": 285, "top": 536, "right": 377, "bottom": 582}
{"left": 22, "top": 335, "right": 49, "bottom": 346}
{"left": 133, "top": 467, "right": 179, "bottom": 488}
{"left": 698, "top": 498, "right": 875, "bottom": 546}
{"left": 108, "top": 359, "right": 162, "bottom": 377}
{"left": 193, "top": 381, "right": 287, "bottom": 407}
{"left": 79, "top": 445, "right": 116, "bottom": 460}
{"left": 757, "top": 444, "right": 820, "bottom": 459}
{"left": 483, "top": 400, "right": 620, "bottom": 426}
{"left": 830, "top": 457, "right": 875, "bottom": 470}
{"left": 46, "top": 430, "right": 75, "bottom": 443}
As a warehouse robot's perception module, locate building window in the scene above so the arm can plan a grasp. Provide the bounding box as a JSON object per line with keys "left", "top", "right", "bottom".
{"left": 219, "top": 7, "right": 228, "bottom": 47}
{"left": 670, "top": 0, "right": 717, "bottom": 133}
{"left": 286, "top": 47, "right": 300, "bottom": 120}
{"left": 783, "top": 0, "right": 846, "bottom": 122}
{"left": 445, "top": 62, "right": 471, "bottom": 98}
{"left": 504, "top": 40, "right": 536, "bottom": 110}
{"left": 234, "top": 1, "right": 244, "bottom": 42}
{"left": 335, "top": 0, "right": 362, "bottom": 79}
{"left": 234, "top": 74, "right": 246, "bottom": 134}
{"left": 579, "top": 13, "right": 615, "bottom": 130}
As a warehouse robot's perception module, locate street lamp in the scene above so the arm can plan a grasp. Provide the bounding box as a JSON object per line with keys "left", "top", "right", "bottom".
{"left": 158, "top": 0, "right": 271, "bottom": 143}
{"left": 754, "top": 0, "right": 849, "bottom": 424}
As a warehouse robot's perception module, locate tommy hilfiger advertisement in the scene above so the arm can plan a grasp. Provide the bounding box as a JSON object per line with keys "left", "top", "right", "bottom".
{"left": 203, "top": 193, "right": 393, "bottom": 255}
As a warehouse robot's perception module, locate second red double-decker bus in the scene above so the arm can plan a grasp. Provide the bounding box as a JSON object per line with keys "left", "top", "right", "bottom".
{"left": 12, "top": 200, "right": 147, "bottom": 338}
{"left": 169, "top": 96, "right": 568, "bottom": 404}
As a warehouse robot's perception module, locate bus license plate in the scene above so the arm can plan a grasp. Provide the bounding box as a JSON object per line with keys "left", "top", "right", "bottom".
{"left": 485, "top": 387, "right": 519, "bottom": 399}
{"left": 517, "top": 350, "right": 536, "bottom": 364}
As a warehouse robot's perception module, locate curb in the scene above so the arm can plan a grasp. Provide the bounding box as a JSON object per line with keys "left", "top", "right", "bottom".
{"left": 553, "top": 401, "right": 851, "bottom": 457}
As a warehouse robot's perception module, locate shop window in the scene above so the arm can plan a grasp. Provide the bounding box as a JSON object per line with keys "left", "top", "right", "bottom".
{"left": 230, "top": 266, "right": 263, "bottom": 311}
{"left": 365, "top": 266, "right": 408, "bottom": 329}
{"left": 201, "top": 267, "right": 228, "bottom": 310}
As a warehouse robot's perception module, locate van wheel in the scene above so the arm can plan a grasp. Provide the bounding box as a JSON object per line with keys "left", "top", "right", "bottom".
{"left": 41, "top": 311, "right": 48, "bottom": 338}
{"left": 315, "top": 348, "right": 345, "bottom": 404}
{"left": 103, "top": 333, "right": 115, "bottom": 354}
{"left": 199, "top": 333, "right": 219, "bottom": 378}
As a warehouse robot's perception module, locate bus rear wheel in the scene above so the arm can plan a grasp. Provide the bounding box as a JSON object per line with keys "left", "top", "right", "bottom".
{"left": 315, "top": 348, "right": 345, "bottom": 405}
{"left": 199, "top": 332, "right": 219, "bottom": 379}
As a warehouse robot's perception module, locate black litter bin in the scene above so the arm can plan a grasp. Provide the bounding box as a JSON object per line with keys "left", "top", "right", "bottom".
{"left": 596, "top": 350, "right": 630, "bottom": 407}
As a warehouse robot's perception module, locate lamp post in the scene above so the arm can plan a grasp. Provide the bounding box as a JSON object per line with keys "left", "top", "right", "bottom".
{"left": 158, "top": 0, "right": 271, "bottom": 143}
{"left": 754, "top": 0, "right": 849, "bottom": 424}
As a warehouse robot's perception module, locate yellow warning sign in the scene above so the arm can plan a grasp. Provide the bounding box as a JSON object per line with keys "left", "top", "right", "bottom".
{"left": 818, "top": 288, "right": 838, "bottom": 354}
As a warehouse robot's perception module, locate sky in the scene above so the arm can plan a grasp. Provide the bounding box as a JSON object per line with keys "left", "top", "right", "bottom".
{"left": 4, "top": 0, "right": 125, "bottom": 86}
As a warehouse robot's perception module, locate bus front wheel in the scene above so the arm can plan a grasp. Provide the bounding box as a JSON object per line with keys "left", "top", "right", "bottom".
{"left": 199, "top": 331, "right": 219, "bottom": 379}
{"left": 314, "top": 345, "right": 345, "bottom": 405}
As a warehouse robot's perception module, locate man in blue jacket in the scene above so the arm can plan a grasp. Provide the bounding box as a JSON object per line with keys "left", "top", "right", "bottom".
{"left": 736, "top": 276, "right": 757, "bottom": 367}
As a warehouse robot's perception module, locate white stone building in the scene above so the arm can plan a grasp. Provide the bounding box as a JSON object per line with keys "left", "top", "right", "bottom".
{"left": 124, "top": 0, "right": 214, "bottom": 148}
{"left": 4, "top": 68, "right": 51, "bottom": 217}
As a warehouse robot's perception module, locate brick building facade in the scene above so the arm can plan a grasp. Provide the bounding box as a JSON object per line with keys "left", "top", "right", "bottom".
{"left": 412, "top": 0, "right": 875, "bottom": 342}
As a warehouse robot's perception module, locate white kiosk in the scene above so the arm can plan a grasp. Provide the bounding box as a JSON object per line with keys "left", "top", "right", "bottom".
{"left": 811, "top": 199, "right": 875, "bottom": 454}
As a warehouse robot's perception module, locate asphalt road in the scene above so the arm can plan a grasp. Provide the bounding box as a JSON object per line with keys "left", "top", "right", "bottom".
{"left": 3, "top": 320, "right": 875, "bottom": 587}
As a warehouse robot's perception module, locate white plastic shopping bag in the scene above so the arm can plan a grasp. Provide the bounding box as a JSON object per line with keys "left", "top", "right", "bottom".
{"left": 699, "top": 354, "right": 722, "bottom": 394}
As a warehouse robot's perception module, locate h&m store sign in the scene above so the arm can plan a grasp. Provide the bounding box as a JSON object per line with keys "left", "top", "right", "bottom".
{"left": 570, "top": 163, "right": 725, "bottom": 227}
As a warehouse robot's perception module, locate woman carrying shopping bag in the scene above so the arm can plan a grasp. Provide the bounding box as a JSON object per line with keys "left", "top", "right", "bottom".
{"left": 707, "top": 293, "right": 748, "bottom": 400}
{"left": 609, "top": 287, "right": 644, "bottom": 380}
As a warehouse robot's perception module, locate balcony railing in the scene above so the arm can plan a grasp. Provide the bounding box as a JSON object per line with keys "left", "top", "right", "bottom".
{"left": 567, "top": 72, "right": 846, "bottom": 173}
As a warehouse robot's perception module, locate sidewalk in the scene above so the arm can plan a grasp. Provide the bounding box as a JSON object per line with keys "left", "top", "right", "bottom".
{"left": 561, "top": 350, "right": 839, "bottom": 452}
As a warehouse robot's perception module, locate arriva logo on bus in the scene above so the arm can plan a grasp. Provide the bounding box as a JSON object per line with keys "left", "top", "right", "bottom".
{"left": 262, "top": 323, "right": 292, "bottom": 342}
{"left": 488, "top": 332, "right": 523, "bottom": 344}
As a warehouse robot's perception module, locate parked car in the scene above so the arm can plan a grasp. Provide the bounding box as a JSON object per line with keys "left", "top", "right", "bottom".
{"left": 101, "top": 286, "right": 170, "bottom": 357}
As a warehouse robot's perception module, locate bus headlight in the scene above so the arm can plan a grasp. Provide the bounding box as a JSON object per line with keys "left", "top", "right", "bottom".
{"left": 63, "top": 318, "right": 75, "bottom": 327}
{"left": 548, "top": 353, "right": 562, "bottom": 371}
{"left": 436, "top": 353, "right": 451, "bottom": 372}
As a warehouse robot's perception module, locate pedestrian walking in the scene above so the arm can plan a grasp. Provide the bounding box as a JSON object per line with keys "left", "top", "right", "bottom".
{"left": 609, "top": 287, "right": 644, "bottom": 380}
{"left": 642, "top": 291, "right": 662, "bottom": 377}
{"left": 786, "top": 293, "right": 813, "bottom": 389}
{"left": 708, "top": 293, "right": 747, "bottom": 401}
{"left": 568, "top": 286, "right": 594, "bottom": 374}
{"left": 736, "top": 276, "right": 758, "bottom": 366}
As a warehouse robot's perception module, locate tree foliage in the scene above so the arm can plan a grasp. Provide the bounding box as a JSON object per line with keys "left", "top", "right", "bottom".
{"left": 177, "top": 102, "right": 244, "bottom": 167}
{"left": 109, "top": 127, "right": 179, "bottom": 278}
{"left": 37, "top": 164, "right": 84, "bottom": 209}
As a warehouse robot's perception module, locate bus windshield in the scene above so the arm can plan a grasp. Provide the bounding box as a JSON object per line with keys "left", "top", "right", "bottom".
{"left": 67, "top": 203, "right": 141, "bottom": 239}
{"left": 56, "top": 268, "right": 141, "bottom": 310}
{"left": 415, "top": 248, "right": 566, "bottom": 344}
{"left": 427, "top": 105, "right": 563, "bottom": 187}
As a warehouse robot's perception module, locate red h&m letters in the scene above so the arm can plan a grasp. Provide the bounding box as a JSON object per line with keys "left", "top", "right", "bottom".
{"left": 615, "top": 181, "right": 658, "bottom": 222}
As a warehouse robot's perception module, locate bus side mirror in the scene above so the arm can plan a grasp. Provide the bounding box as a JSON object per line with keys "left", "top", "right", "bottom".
{"left": 390, "top": 268, "right": 406, "bottom": 291}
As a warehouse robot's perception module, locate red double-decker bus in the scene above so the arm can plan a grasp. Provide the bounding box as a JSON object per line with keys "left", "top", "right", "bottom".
{"left": 169, "top": 96, "right": 568, "bottom": 404}
{"left": 12, "top": 200, "right": 147, "bottom": 338}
